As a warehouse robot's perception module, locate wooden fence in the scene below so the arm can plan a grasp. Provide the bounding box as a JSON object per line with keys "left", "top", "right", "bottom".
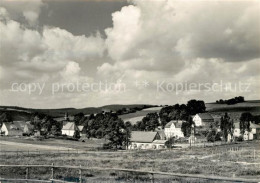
{"left": 0, "top": 164, "right": 259, "bottom": 183}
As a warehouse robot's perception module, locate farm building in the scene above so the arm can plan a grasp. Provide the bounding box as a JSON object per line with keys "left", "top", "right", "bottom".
{"left": 164, "top": 120, "right": 185, "bottom": 139}
{"left": 0, "top": 121, "right": 33, "bottom": 136}
{"left": 193, "top": 113, "right": 214, "bottom": 127}
{"left": 233, "top": 122, "right": 260, "bottom": 140}
{"left": 129, "top": 131, "right": 167, "bottom": 149}
{"left": 61, "top": 122, "right": 79, "bottom": 136}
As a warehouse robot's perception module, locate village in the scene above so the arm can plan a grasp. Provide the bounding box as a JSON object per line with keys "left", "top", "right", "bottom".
{"left": 1, "top": 99, "right": 260, "bottom": 151}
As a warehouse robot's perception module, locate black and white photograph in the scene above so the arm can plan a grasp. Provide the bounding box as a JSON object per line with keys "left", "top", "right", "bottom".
{"left": 0, "top": 0, "right": 259, "bottom": 182}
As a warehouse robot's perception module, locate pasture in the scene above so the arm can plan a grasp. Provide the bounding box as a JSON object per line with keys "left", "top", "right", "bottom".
{"left": 0, "top": 140, "right": 259, "bottom": 182}
{"left": 119, "top": 107, "right": 162, "bottom": 124}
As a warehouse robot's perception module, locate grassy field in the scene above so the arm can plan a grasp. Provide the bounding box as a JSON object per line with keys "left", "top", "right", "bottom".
{"left": 119, "top": 107, "right": 162, "bottom": 124}
{"left": 0, "top": 140, "right": 259, "bottom": 182}
{"left": 0, "top": 136, "right": 107, "bottom": 152}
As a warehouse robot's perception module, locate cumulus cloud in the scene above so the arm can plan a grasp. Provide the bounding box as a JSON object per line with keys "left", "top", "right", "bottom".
{"left": 99, "top": 0, "right": 260, "bottom": 104}
{"left": 0, "top": 7, "right": 105, "bottom": 90}
{"left": 0, "top": 0, "right": 259, "bottom": 108}
{"left": 1, "top": 0, "right": 44, "bottom": 25}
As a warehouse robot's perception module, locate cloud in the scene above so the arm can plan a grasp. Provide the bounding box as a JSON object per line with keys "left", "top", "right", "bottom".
{"left": 99, "top": 0, "right": 260, "bottom": 104}
{"left": 1, "top": 0, "right": 44, "bottom": 25}
{"left": 0, "top": 0, "right": 259, "bottom": 108}
{"left": 0, "top": 7, "right": 105, "bottom": 89}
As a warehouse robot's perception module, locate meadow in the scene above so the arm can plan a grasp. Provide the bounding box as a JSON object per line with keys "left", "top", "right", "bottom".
{"left": 0, "top": 140, "right": 259, "bottom": 182}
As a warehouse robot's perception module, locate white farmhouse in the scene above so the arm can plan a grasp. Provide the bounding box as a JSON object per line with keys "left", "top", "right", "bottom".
{"left": 164, "top": 120, "right": 185, "bottom": 139}
{"left": 192, "top": 113, "right": 214, "bottom": 127}
{"left": 61, "top": 122, "right": 79, "bottom": 136}
{"left": 129, "top": 131, "right": 166, "bottom": 149}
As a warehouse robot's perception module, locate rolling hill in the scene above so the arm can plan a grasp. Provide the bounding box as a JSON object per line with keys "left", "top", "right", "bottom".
{"left": 0, "top": 104, "right": 155, "bottom": 121}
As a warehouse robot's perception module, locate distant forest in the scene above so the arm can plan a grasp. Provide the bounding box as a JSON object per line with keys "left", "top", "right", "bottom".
{"left": 216, "top": 96, "right": 245, "bottom": 105}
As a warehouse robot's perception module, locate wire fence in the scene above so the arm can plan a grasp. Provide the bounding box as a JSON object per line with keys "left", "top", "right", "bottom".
{"left": 0, "top": 164, "right": 260, "bottom": 183}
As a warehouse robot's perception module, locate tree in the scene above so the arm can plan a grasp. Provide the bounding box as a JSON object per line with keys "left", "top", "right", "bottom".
{"left": 73, "top": 130, "right": 80, "bottom": 139}
{"left": 159, "top": 104, "right": 189, "bottom": 128}
{"left": 187, "top": 100, "right": 206, "bottom": 115}
{"left": 181, "top": 116, "right": 194, "bottom": 137}
{"left": 0, "top": 112, "right": 12, "bottom": 127}
{"left": 74, "top": 112, "right": 85, "bottom": 125}
{"left": 135, "top": 113, "right": 160, "bottom": 131}
{"left": 165, "top": 137, "right": 175, "bottom": 149}
{"left": 220, "top": 113, "right": 234, "bottom": 142}
{"left": 240, "top": 112, "right": 253, "bottom": 140}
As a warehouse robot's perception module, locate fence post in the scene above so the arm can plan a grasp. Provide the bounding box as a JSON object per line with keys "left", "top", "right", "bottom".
{"left": 26, "top": 164, "right": 29, "bottom": 181}
{"left": 79, "top": 165, "right": 82, "bottom": 183}
{"left": 151, "top": 173, "right": 154, "bottom": 183}
{"left": 51, "top": 163, "right": 54, "bottom": 180}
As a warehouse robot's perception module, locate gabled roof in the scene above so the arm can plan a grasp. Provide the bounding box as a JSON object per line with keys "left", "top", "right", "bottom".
{"left": 62, "top": 122, "right": 78, "bottom": 131}
{"left": 3, "top": 121, "right": 27, "bottom": 131}
{"left": 130, "top": 131, "right": 158, "bottom": 143}
{"left": 77, "top": 125, "right": 84, "bottom": 131}
{"left": 196, "top": 113, "right": 214, "bottom": 120}
{"left": 156, "top": 130, "right": 166, "bottom": 139}
{"left": 165, "top": 120, "right": 185, "bottom": 128}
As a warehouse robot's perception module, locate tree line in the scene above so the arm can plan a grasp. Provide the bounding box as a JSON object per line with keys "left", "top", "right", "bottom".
{"left": 216, "top": 96, "right": 244, "bottom": 105}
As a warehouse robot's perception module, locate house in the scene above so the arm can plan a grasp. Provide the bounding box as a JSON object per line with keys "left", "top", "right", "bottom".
{"left": 164, "top": 120, "right": 185, "bottom": 139}
{"left": 193, "top": 113, "right": 214, "bottom": 127}
{"left": 77, "top": 125, "right": 86, "bottom": 137}
{"left": 0, "top": 121, "right": 27, "bottom": 136}
{"left": 61, "top": 122, "right": 79, "bottom": 136}
{"left": 129, "top": 131, "right": 167, "bottom": 149}
{"left": 233, "top": 122, "right": 260, "bottom": 140}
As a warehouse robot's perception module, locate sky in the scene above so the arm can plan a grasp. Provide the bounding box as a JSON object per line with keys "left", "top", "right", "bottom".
{"left": 0, "top": 0, "right": 259, "bottom": 109}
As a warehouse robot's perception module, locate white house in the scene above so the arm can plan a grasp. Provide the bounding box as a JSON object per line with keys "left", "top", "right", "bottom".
{"left": 164, "top": 120, "right": 185, "bottom": 139}
{"left": 61, "top": 122, "right": 79, "bottom": 136}
{"left": 193, "top": 113, "right": 214, "bottom": 127}
{"left": 0, "top": 121, "right": 28, "bottom": 136}
{"left": 129, "top": 131, "right": 166, "bottom": 149}
{"left": 233, "top": 122, "right": 260, "bottom": 140}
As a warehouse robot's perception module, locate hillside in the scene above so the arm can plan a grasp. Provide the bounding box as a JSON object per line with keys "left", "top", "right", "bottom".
{"left": 0, "top": 104, "right": 155, "bottom": 121}
{"left": 1, "top": 100, "right": 259, "bottom": 123}
{"left": 206, "top": 100, "right": 260, "bottom": 113}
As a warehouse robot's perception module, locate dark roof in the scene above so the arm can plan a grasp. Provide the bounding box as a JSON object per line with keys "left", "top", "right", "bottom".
{"left": 130, "top": 131, "right": 158, "bottom": 143}
{"left": 196, "top": 113, "right": 214, "bottom": 120}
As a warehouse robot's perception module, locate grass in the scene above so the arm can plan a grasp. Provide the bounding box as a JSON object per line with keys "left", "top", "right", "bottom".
{"left": 0, "top": 141, "right": 259, "bottom": 182}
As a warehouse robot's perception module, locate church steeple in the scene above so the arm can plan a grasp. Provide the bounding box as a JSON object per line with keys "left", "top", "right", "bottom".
{"left": 65, "top": 112, "right": 69, "bottom": 121}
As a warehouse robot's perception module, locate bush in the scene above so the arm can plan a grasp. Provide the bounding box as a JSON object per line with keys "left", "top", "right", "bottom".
{"left": 236, "top": 136, "right": 243, "bottom": 142}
